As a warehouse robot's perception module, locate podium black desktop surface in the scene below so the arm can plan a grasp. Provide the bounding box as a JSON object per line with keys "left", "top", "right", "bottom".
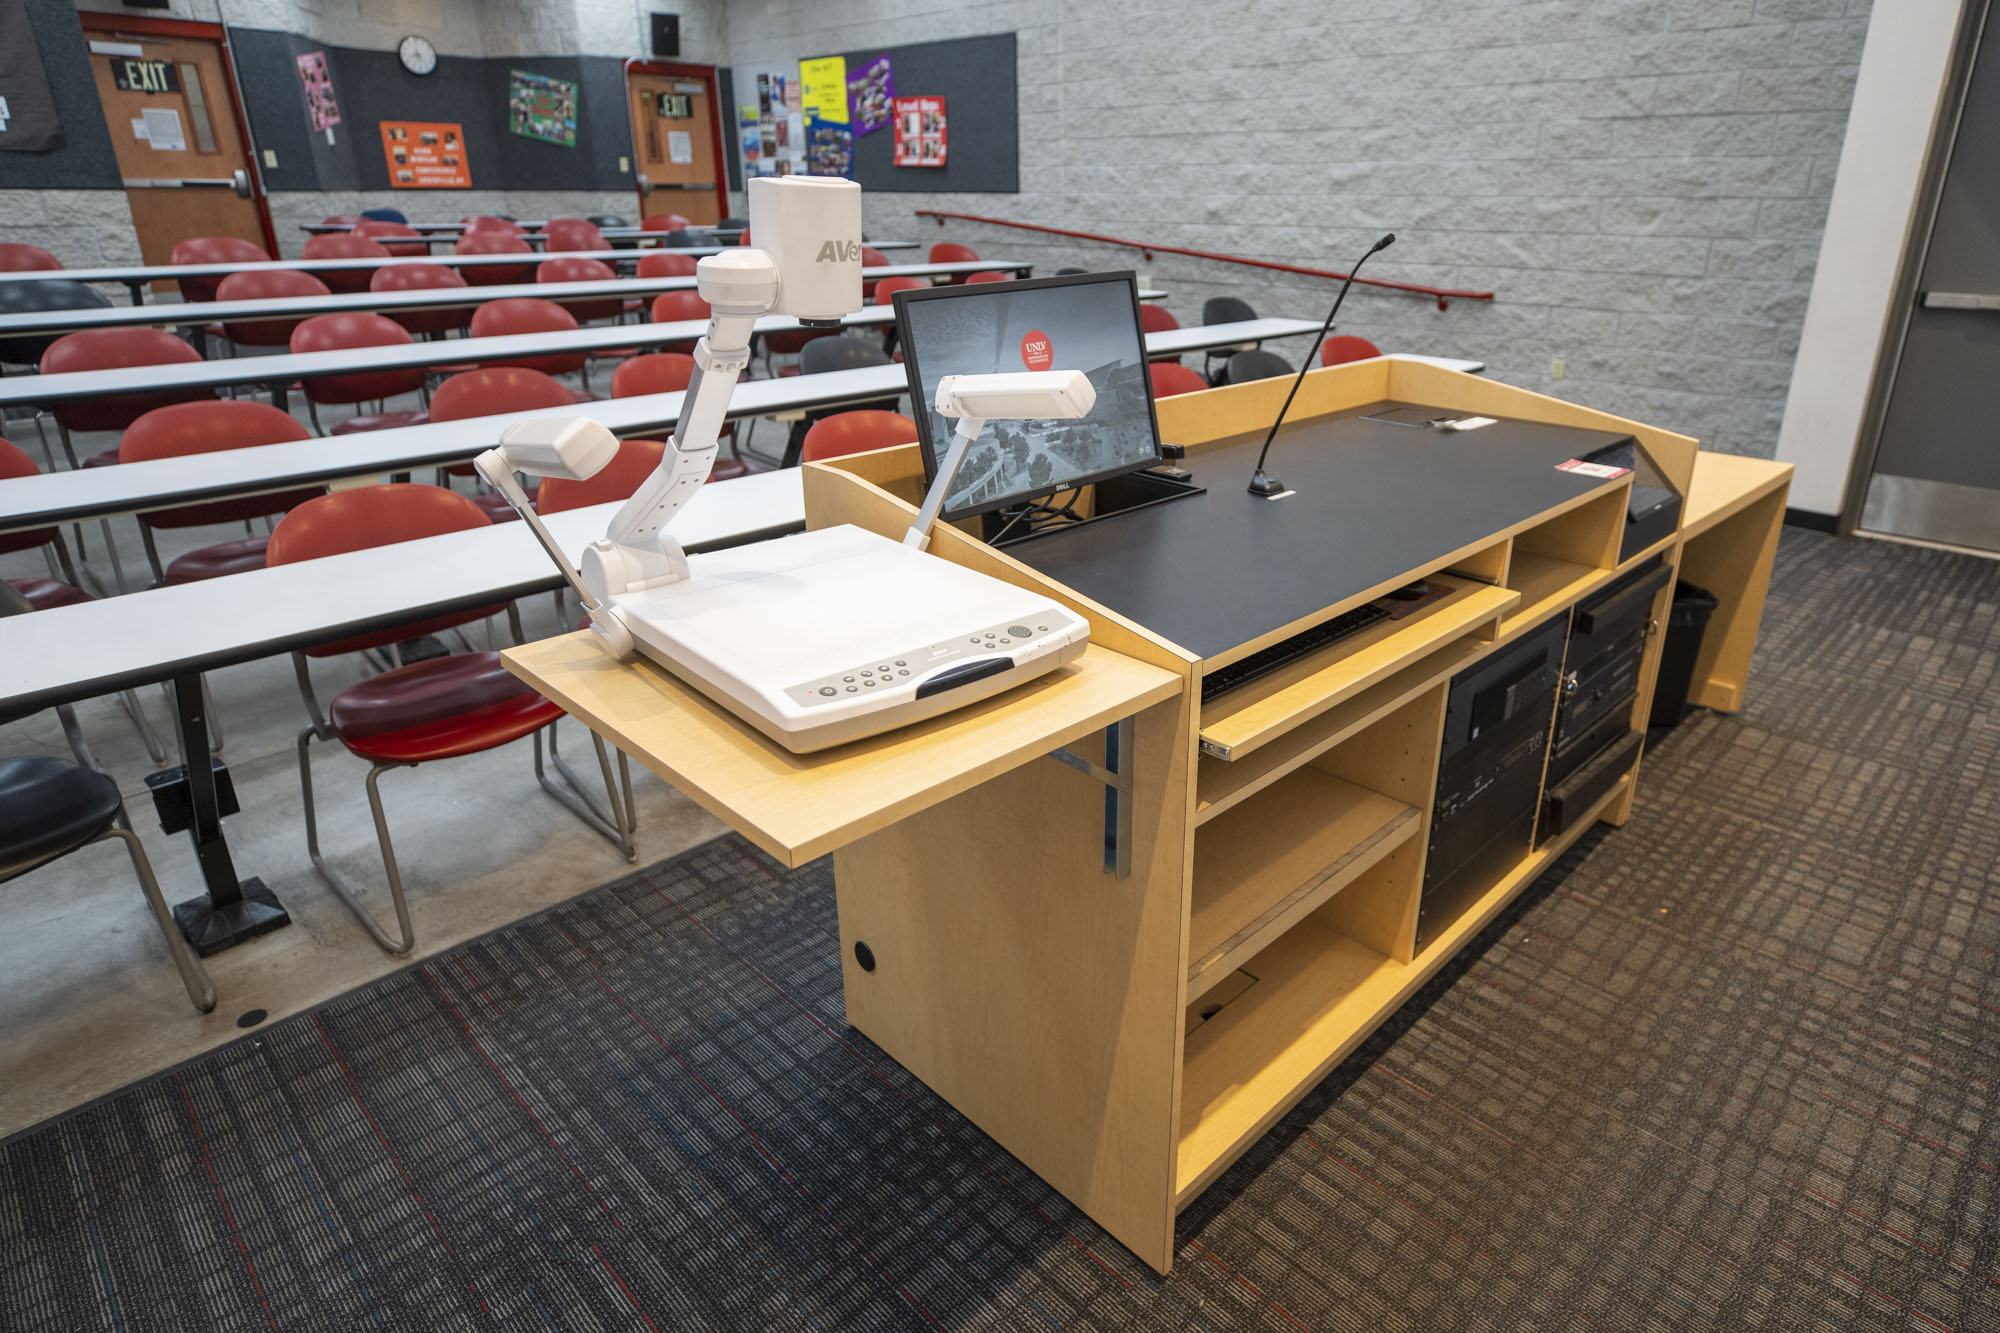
{"left": 1005, "top": 403, "right": 1636, "bottom": 664}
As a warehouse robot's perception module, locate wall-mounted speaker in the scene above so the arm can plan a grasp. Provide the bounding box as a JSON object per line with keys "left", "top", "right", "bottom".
{"left": 649, "top": 12, "right": 680, "bottom": 59}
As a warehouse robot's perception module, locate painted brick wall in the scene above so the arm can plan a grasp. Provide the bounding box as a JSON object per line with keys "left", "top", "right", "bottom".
{"left": 726, "top": 0, "right": 1875, "bottom": 458}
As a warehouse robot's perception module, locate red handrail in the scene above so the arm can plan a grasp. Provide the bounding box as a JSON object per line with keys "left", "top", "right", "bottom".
{"left": 913, "top": 210, "right": 1494, "bottom": 310}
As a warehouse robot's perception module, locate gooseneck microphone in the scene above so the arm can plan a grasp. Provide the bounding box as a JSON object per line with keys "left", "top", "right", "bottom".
{"left": 1247, "top": 232, "right": 1397, "bottom": 498}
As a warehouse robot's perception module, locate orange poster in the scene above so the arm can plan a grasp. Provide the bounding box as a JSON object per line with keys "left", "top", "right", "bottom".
{"left": 380, "top": 121, "right": 470, "bottom": 188}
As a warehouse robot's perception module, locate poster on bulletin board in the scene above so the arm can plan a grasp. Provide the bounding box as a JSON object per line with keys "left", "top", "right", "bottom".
{"left": 847, "top": 55, "right": 894, "bottom": 136}
{"left": 508, "top": 70, "right": 578, "bottom": 147}
{"left": 892, "top": 95, "right": 945, "bottom": 167}
{"left": 296, "top": 51, "right": 340, "bottom": 133}
{"left": 806, "top": 114, "right": 852, "bottom": 177}
{"left": 799, "top": 55, "right": 848, "bottom": 123}
{"left": 380, "top": 121, "right": 470, "bottom": 188}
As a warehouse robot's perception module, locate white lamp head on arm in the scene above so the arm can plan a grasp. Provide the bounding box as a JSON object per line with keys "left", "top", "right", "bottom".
{"left": 903, "top": 369, "right": 1096, "bottom": 550}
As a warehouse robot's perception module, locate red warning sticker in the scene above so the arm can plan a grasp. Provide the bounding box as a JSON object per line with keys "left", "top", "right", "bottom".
{"left": 1020, "top": 330, "right": 1052, "bottom": 372}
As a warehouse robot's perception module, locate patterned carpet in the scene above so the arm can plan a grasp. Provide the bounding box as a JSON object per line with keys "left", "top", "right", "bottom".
{"left": 5, "top": 528, "right": 1999, "bottom": 1331}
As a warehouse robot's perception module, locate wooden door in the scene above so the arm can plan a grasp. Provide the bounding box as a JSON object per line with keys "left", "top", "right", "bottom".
{"left": 626, "top": 63, "right": 726, "bottom": 226}
{"left": 81, "top": 17, "right": 273, "bottom": 271}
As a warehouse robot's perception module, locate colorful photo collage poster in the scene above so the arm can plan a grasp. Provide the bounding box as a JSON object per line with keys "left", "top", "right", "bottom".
{"left": 509, "top": 69, "right": 578, "bottom": 147}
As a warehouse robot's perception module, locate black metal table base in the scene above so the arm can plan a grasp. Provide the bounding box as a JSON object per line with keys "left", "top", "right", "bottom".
{"left": 171, "top": 878, "right": 290, "bottom": 957}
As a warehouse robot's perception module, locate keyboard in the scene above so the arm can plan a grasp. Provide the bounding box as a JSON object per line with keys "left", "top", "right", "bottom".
{"left": 1201, "top": 603, "right": 1391, "bottom": 703}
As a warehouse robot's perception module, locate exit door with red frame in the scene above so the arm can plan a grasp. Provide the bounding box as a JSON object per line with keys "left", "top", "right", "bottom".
{"left": 625, "top": 61, "right": 729, "bottom": 226}
{"left": 77, "top": 11, "right": 276, "bottom": 270}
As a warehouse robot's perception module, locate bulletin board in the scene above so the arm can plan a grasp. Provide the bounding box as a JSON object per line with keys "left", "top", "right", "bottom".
{"left": 730, "top": 32, "right": 1016, "bottom": 194}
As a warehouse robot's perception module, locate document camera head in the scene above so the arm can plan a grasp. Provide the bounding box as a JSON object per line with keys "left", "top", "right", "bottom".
{"left": 935, "top": 370, "right": 1096, "bottom": 422}
{"left": 481, "top": 416, "right": 620, "bottom": 482}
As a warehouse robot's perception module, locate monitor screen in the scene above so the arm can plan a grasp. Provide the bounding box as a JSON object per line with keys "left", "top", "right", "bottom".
{"left": 893, "top": 272, "right": 1164, "bottom": 520}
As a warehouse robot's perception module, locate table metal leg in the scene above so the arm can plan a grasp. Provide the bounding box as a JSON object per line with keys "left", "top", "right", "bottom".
{"left": 165, "top": 672, "right": 291, "bottom": 955}
{"left": 124, "top": 280, "right": 148, "bottom": 305}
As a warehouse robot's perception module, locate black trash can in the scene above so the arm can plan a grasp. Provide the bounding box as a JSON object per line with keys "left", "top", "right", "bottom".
{"left": 1649, "top": 581, "right": 1719, "bottom": 730}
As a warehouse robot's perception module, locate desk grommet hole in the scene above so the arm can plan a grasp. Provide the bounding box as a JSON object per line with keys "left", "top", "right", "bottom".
{"left": 854, "top": 941, "right": 876, "bottom": 972}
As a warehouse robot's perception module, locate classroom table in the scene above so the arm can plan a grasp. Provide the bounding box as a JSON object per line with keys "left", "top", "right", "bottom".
{"left": 0, "top": 468, "right": 804, "bottom": 953}
{"left": 0, "top": 262, "right": 1034, "bottom": 339}
{"left": 302, "top": 220, "right": 744, "bottom": 235}
{"left": 0, "top": 294, "right": 1174, "bottom": 414}
{"left": 0, "top": 243, "right": 923, "bottom": 305}
{"left": 0, "top": 321, "right": 1347, "bottom": 536}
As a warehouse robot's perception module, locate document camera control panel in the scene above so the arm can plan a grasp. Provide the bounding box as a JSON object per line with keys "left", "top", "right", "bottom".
{"left": 785, "top": 612, "right": 1082, "bottom": 708}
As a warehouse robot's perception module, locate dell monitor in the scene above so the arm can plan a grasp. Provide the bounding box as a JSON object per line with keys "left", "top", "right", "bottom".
{"left": 892, "top": 271, "right": 1166, "bottom": 523}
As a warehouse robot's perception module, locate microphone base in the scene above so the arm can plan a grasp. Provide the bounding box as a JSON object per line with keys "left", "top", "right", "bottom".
{"left": 1247, "top": 470, "right": 1289, "bottom": 498}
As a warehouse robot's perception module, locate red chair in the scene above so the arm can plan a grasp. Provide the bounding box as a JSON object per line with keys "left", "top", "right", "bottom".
{"left": 268, "top": 484, "right": 633, "bottom": 955}
{"left": 538, "top": 438, "right": 669, "bottom": 511}
{"left": 1320, "top": 334, "right": 1383, "bottom": 366}
{"left": 965, "top": 271, "right": 1012, "bottom": 284}
{"left": 169, "top": 236, "right": 269, "bottom": 302}
{"left": 1139, "top": 303, "right": 1181, "bottom": 362}
{"left": 352, "top": 219, "right": 427, "bottom": 257}
{"left": 535, "top": 255, "right": 622, "bottom": 323}
{"left": 370, "top": 262, "right": 472, "bottom": 337}
{"left": 0, "top": 244, "right": 61, "bottom": 272}
{"left": 431, "top": 365, "right": 583, "bottom": 421}
{"left": 543, "top": 219, "right": 605, "bottom": 253}
{"left": 801, "top": 410, "right": 919, "bottom": 464}
{"left": 637, "top": 252, "right": 698, "bottom": 279}
{"left": 929, "top": 241, "right": 981, "bottom": 283}
{"left": 1148, "top": 363, "right": 1211, "bottom": 398}
{"left": 648, "top": 289, "right": 710, "bottom": 356}
{"left": 320, "top": 215, "right": 361, "bottom": 227}
{"left": 38, "top": 327, "right": 211, "bottom": 479}
{"left": 462, "top": 215, "right": 524, "bottom": 234}
{"left": 1, "top": 440, "right": 168, "bottom": 760}
{"left": 0, "top": 437, "right": 79, "bottom": 588}
{"left": 468, "top": 297, "right": 585, "bottom": 378}
{"left": 608, "top": 353, "right": 753, "bottom": 479}
{"left": 291, "top": 313, "right": 429, "bottom": 435}
{"left": 871, "top": 276, "right": 928, "bottom": 306}
{"left": 455, "top": 230, "right": 534, "bottom": 286}
{"left": 860, "top": 246, "right": 890, "bottom": 299}
{"left": 641, "top": 213, "right": 693, "bottom": 232}
{"left": 120, "top": 400, "right": 319, "bottom": 585}
{"left": 301, "top": 233, "right": 389, "bottom": 292}
{"left": 430, "top": 366, "right": 585, "bottom": 514}
{"left": 212, "top": 268, "right": 330, "bottom": 349}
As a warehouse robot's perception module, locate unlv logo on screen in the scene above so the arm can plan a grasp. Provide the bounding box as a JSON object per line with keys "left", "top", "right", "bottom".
{"left": 1020, "top": 331, "right": 1053, "bottom": 372}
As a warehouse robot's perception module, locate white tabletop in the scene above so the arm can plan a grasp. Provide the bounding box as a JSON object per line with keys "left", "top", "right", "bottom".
{"left": 304, "top": 220, "right": 746, "bottom": 234}
{"left": 0, "top": 242, "right": 922, "bottom": 290}
{"left": 0, "top": 291, "right": 1170, "bottom": 408}
{"left": 0, "top": 320, "right": 1318, "bottom": 533}
{"left": 0, "top": 469, "right": 804, "bottom": 712}
{"left": 0, "top": 262, "right": 1031, "bottom": 337}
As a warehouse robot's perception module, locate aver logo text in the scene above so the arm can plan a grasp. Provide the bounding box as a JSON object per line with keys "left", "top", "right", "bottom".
{"left": 814, "top": 240, "right": 864, "bottom": 263}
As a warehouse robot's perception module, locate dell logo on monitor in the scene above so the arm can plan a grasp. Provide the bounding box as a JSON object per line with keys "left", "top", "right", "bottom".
{"left": 815, "top": 240, "right": 863, "bottom": 263}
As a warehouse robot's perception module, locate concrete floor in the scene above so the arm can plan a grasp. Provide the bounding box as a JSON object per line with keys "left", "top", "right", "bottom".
{"left": 0, "top": 375, "right": 760, "bottom": 1139}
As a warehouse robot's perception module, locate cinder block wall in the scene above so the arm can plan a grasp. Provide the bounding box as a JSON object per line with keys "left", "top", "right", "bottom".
{"left": 727, "top": 0, "right": 1873, "bottom": 458}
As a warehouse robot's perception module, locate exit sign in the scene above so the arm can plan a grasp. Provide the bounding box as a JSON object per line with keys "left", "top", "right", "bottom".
{"left": 656, "top": 93, "right": 692, "bottom": 118}
{"left": 112, "top": 58, "right": 179, "bottom": 94}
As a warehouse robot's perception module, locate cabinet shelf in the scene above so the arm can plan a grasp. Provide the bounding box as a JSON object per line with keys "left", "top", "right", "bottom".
{"left": 1499, "top": 552, "right": 1607, "bottom": 638}
{"left": 1175, "top": 772, "right": 1636, "bottom": 1207}
{"left": 1189, "top": 769, "right": 1418, "bottom": 1002}
{"left": 1199, "top": 576, "right": 1520, "bottom": 762}
{"left": 1177, "top": 918, "right": 1399, "bottom": 1203}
